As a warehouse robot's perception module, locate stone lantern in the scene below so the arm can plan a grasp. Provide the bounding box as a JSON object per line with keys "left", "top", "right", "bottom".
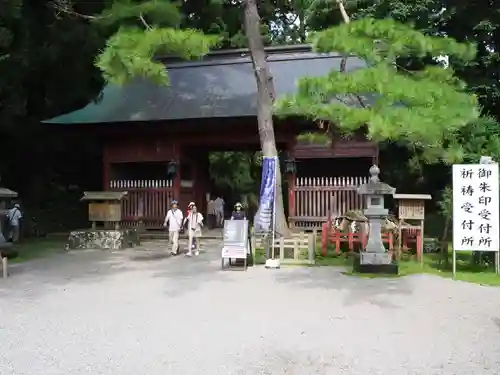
{"left": 355, "top": 165, "right": 398, "bottom": 274}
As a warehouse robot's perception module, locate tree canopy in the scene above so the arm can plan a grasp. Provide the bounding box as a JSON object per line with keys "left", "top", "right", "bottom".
{"left": 275, "top": 18, "right": 481, "bottom": 163}
{"left": 93, "top": 0, "right": 220, "bottom": 85}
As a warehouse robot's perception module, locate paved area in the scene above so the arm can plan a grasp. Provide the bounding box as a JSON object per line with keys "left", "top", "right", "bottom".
{"left": 1, "top": 239, "right": 500, "bottom": 375}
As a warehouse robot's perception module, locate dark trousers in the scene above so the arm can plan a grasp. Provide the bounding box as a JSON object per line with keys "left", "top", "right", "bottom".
{"left": 207, "top": 214, "right": 216, "bottom": 229}
{"left": 10, "top": 225, "right": 19, "bottom": 243}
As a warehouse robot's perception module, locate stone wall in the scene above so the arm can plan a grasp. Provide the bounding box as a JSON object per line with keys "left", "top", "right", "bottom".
{"left": 67, "top": 229, "right": 140, "bottom": 250}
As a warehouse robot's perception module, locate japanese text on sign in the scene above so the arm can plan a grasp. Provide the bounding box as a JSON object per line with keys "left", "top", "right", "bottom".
{"left": 452, "top": 164, "right": 499, "bottom": 251}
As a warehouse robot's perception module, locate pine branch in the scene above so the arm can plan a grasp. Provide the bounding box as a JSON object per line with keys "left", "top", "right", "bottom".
{"left": 48, "top": 0, "right": 97, "bottom": 20}
{"left": 336, "top": 0, "right": 366, "bottom": 109}
{"left": 139, "top": 13, "right": 152, "bottom": 30}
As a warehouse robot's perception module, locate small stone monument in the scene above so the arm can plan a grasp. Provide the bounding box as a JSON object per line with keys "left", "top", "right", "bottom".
{"left": 355, "top": 165, "right": 398, "bottom": 274}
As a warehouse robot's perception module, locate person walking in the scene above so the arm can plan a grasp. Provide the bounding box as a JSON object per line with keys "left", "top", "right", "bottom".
{"left": 6, "top": 204, "right": 22, "bottom": 243}
{"left": 214, "top": 196, "right": 225, "bottom": 227}
{"left": 185, "top": 202, "right": 197, "bottom": 251}
{"left": 185, "top": 202, "right": 203, "bottom": 257}
{"left": 163, "top": 200, "right": 183, "bottom": 256}
{"left": 206, "top": 196, "right": 216, "bottom": 229}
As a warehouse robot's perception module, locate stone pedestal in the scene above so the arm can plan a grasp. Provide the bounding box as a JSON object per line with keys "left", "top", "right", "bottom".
{"left": 66, "top": 229, "right": 140, "bottom": 250}
{"left": 354, "top": 254, "right": 398, "bottom": 274}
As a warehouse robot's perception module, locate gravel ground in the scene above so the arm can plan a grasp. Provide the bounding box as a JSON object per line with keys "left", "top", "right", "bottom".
{"left": 1, "top": 239, "right": 500, "bottom": 375}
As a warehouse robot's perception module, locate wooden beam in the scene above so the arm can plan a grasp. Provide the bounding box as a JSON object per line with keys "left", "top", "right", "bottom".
{"left": 294, "top": 141, "right": 378, "bottom": 159}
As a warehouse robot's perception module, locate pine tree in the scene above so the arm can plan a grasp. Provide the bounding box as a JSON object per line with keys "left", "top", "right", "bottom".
{"left": 275, "top": 17, "right": 480, "bottom": 164}
{"left": 93, "top": 0, "right": 220, "bottom": 85}
{"left": 243, "top": 0, "right": 290, "bottom": 236}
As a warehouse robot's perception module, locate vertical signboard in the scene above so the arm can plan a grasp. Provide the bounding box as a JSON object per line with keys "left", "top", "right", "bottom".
{"left": 452, "top": 164, "right": 499, "bottom": 275}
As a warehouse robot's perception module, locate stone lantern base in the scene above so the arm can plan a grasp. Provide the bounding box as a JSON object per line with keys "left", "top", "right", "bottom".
{"left": 353, "top": 254, "right": 399, "bottom": 274}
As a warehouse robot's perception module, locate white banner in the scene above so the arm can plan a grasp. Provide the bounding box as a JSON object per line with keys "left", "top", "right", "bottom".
{"left": 452, "top": 164, "right": 499, "bottom": 252}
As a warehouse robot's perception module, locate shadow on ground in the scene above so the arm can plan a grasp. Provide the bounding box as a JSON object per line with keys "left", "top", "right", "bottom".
{"left": 273, "top": 266, "right": 415, "bottom": 309}
{"left": 0, "top": 239, "right": 231, "bottom": 299}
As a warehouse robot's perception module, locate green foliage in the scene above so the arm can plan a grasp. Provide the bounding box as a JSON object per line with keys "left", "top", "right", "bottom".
{"left": 451, "top": 116, "right": 500, "bottom": 163}
{"left": 209, "top": 152, "right": 260, "bottom": 194}
{"left": 310, "top": 18, "right": 476, "bottom": 63}
{"left": 94, "top": 0, "right": 220, "bottom": 85}
{"left": 296, "top": 131, "right": 331, "bottom": 145}
{"left": 275, "top": 18, "right": 481, "bottom": 162}
{"left": 349, "top": 0, "right": 500, "bottom": 121}
{"left": 96, "top": 0, "right": 181, "bottom": 28}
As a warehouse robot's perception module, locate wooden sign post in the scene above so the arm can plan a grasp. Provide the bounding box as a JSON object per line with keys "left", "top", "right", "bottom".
{"left": 393, "top": 194, "right": 432, "bottom": 263}
{"left": 80, "top": 191, "right": 128, "bottom": 230}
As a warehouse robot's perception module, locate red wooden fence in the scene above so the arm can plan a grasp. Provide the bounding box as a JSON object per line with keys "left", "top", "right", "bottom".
{"left": 109, "top": 180, "right": 173, "bottom": 228}
{"left": 289, "top": 176, "right": 369, "bottom": 230}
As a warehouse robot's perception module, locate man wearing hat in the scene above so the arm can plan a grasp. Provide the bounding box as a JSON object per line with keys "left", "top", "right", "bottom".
{"left": 231, "top": 202, "right": 246, "bottom": 220}
{"left": 163, "top": 200, "right": 183, "bottom": 255}
{"left": 184, "top": 201, "right": 203, "bottom": 256}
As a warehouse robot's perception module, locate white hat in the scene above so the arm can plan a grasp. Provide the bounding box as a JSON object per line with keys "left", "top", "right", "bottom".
{"left": 188, "top": 201, "right": 195, "bottom": 207}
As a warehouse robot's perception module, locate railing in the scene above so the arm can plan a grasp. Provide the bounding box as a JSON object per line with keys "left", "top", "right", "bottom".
{"left": 290, "top": 176, "right": 369, "bottom": 230}
{"left": 109, "top": 180, "right": 174, "bottom": 228}
{"left": 110, "top": 180, "right": 173, "bottom": 189}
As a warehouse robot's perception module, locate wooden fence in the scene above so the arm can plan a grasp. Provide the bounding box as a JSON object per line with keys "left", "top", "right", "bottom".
{"left": 252, "top": 231, "right": 316, "bottom": 265}
{"left": 109, "top": 180, "right": 174, "bottom": 228}
{"left": 289, "top": 176, "right": 369, "bottom": 230}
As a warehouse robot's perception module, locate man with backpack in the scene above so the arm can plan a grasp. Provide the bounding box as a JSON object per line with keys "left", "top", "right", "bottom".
{"left": 163, "top": 200, "right": 183, "bottom": 256}
{"left": 6, "top": 204, "right": 22, "bottom": 243}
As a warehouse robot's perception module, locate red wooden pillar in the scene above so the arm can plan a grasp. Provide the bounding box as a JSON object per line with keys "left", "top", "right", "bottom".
{"left": 194, "top": 151, "right": 210, "bottom": 217}
{"left": 173, "top": 141, "right": 181, "bottom": 201}
{"left": 287, "top": 139, "right": 297, "bottom": 228}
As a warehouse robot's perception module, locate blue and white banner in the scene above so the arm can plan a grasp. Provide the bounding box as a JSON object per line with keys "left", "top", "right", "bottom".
{"left": 254, "top": 156, "right": 277, "bottom": 234}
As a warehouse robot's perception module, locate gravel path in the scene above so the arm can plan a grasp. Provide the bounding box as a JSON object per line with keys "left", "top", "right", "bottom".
{"left": 1, "top": 240, "right": 500, "bottom": 375}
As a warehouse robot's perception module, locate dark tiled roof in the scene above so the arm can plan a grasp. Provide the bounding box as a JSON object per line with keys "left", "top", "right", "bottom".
{"left": 44, "top": 45, "right": 368, "bottom": 124}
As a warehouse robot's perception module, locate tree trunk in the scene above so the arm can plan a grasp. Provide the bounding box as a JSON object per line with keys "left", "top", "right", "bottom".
{"left": 244, "top": 0, "right": 289, "bottom": 236}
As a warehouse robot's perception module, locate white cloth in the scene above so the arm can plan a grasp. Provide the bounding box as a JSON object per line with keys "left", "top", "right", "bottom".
{"left": 188, "top": 229, "right": 199, "bottom": 253}
{"left": 164, "top": 209, "right": 183, "bottom": 232}
{"left": 169, "top": 230, "right": 179, "bottom": 254}
{"left": 187, "top": 212, "right": 204, "bottom": 231}
{"left": 7, "top": 207, "right": 22, "bottom": 226}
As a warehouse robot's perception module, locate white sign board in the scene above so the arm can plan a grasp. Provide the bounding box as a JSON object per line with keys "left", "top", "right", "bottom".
{"left": 452, "top": 164, "right": 499, "bottom": 252}
{"left": 221, "top": 220, "right": 249, "bottom": 259}
{"left": 221, "top": 246, "right": 247, "bottom": 259}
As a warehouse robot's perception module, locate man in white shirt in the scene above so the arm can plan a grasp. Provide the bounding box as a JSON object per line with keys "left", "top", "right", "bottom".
{"left": 163, "top": 200, "right": 183, "bottom": 255}
{"left": 6, "top": 204, "right": 22, "bottom": 243}
{"left": 185, "top": 202, "right": 203, "bottom": 257}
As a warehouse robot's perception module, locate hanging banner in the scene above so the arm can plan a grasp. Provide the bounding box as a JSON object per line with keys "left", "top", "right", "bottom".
{"left": 254, "top": 157, "right": 277, "bottom": 234}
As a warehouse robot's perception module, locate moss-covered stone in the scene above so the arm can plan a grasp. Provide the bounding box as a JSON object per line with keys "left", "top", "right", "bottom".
{"left": 66, "top": 229, "right": 140, "bottom": 250}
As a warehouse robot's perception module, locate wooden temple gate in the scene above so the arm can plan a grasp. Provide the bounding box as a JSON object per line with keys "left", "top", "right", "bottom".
{"left": 289, "top": 176, "right": 369, "bottom": 230}
{"left": 109, "top": 179, "right": 174, "bottom": 228}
